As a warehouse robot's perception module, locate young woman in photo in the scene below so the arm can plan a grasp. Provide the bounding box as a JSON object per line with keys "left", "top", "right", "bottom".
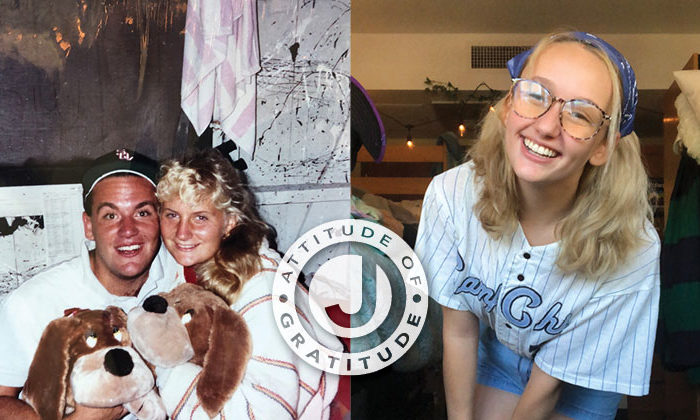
{"left": 155, "top": 150, "right": 340, "bottom": 419}
{"left": 415, "top": 32, "right": 659, "bottom": 420}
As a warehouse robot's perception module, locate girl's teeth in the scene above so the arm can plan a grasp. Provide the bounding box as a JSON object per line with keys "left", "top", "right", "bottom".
{"left": 524, "top": 138, "right": 556, "bottom": 158}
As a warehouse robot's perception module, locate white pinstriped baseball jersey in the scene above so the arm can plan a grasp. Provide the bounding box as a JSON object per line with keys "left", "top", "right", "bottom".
{"left": 415, "top": 162, "right": 660, "bottom": 396}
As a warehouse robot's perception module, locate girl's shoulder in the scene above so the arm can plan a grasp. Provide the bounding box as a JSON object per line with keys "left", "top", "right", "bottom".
{"left": 431, "top": 160, "right": 476, "bottom": 189}
{"left": 594, "top": 220, "right": 660, "bottom": 297}
{"left": 426, "top": 161, "right": 479, "bottom": 205}
{"left": 258, "top": 242, "right": 282, "bottom": 270}
{"left": 231, "top": 243, "right": 281, "bottom": 311}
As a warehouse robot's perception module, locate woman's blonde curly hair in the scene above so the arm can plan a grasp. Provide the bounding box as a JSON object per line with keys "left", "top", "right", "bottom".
{"left": 468, "top": 32, "right": 654, "bottom": 277}
{"left": 157, "top": 150, "right": 272, "bottom": 305}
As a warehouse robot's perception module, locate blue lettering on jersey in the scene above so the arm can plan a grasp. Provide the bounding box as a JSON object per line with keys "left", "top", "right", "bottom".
{"left": 455, "top": 276, "right": 501, "bottom": 312}
{"left": 501, "top": 286, "right": 542, "bottom": 328}
{"left": 533, "top": 302, "right": 572, "bottom": 334}
{"left": 456, "top": 252, "right": 465, "bottom": 272}
{"left": 454, "top": 276, "right": 501, "bottom": 313}
{"left": 501, "top": 286, "right": 572, "bottom": 336}
{"left": 528, "top": 342, "right": 544, "bottom": 356}
{"left": 455, "top": 281, "right": 572, "bottom": 337}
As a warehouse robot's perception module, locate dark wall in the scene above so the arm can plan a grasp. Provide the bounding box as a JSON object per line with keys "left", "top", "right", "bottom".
{"left": 0, "top": 0, "right": 188, "bottom": 186}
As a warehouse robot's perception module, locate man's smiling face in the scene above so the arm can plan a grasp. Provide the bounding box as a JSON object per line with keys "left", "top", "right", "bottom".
{"left": 82, "top": 175, "right": 160, "bottom": 287}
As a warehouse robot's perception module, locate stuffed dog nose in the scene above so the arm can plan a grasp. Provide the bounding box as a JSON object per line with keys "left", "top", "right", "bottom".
{"left": 104, "top": 348, "right": 134, "bottom": 377}
{"left": 143, "top": 295, "right": 168, "bottom": 313}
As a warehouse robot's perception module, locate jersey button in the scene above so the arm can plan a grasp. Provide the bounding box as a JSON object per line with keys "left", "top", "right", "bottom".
{"left": 523, "top": 252, "right": 531, "bottom": 259}
{"left": 517, "top": 274, "right": 525, "bottom": 281}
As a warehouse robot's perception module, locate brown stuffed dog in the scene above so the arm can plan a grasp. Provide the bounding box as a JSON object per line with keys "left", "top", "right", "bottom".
{"left": 128, "top": 283, "right": 252, "bottom": 418}
{"left": 22, "top": 306, "right": 166, "bottom": 420}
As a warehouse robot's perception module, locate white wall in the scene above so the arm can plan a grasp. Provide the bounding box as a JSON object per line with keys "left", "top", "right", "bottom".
{"left": 352, "top": 33, "right": 700, "bottom": 90}
{"left": 246, "top": 0, "right": 350, "bottom": 252}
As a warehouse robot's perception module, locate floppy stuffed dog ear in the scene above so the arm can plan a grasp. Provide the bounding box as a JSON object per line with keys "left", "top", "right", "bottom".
{"left": 197, "top": 304, "right": 252, "bottom": 417}
{"left": 129, "top": 284, "right": 252, "bottom": 418}
{"left": 23, "top": 315, "right": 81, "bottom": 420}
{"left": 24, "top": 307, "right": 166, "bottom": 420}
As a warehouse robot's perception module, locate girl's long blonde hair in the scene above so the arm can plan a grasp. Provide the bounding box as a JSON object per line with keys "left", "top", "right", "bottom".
{"left": 157, "top": 150, "right": 272, "bottom": 305}
{"left": 469, "top": 32, "right": 653, "bottom": 277}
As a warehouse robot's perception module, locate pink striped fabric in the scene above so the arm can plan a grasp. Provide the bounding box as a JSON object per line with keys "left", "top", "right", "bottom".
{"left": 181, "top": 0, "right": 260, "bottom": 155}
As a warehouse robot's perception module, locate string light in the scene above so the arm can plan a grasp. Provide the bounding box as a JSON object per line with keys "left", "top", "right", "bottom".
{"left": 405, "top": 124, "right": 414, "bottom": 148}
{"left": 458, "top": 123, "right": 466, "bottom": 137}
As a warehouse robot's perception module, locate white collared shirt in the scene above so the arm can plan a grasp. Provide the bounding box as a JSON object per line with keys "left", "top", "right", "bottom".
{"left": 0, "top": 242, "right": 183, "bottom": 387}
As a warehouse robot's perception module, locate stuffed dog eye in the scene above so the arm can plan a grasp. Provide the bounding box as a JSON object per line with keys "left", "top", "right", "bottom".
{"left": 113, "top": 327, "right": 123, "bottom": 342}
{"left": 85, "top": 332, "right": 97, "bottom": 348}
{"left": 181, "top": 309, "right": 194, "bottom": 325}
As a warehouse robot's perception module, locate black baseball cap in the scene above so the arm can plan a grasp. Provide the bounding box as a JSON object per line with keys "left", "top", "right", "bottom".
{"left": 82, "top": 149, "right": 159, "bottom": 198}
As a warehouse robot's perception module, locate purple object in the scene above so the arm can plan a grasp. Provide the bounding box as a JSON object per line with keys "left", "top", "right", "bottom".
{"left": 351, "top": 76, "right": 386, "bottom": 163}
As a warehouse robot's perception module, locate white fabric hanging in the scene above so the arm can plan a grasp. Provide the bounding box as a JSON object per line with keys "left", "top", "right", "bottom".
{"left": 180, "top": 0, "right": 260, "bottom": 154}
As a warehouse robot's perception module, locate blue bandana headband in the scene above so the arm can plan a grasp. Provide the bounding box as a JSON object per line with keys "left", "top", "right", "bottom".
{"left": 506, "top": 32, "right": 638, "bottom": 137}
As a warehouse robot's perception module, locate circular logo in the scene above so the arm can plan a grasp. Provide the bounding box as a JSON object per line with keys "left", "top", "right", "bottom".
{"left": 272, "top": 219, "right": 428, "bottom": 375}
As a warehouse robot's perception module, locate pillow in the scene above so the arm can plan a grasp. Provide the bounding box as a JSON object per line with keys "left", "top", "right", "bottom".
{"left": 674, "top": 70, "right": 700, "bottom": 121}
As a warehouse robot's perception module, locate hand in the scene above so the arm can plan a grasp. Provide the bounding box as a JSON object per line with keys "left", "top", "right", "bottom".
{"left": 67, "top": 403, "right": 128, "bottom": 420}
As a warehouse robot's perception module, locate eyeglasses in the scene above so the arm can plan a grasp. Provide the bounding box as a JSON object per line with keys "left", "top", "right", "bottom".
{"left": 510, "top": 78, "right": 611, "bottom": 141}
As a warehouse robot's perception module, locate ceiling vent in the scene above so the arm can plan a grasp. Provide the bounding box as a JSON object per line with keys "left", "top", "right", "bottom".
{"left": 471, "top": 46, "right": 531, "bottom": 69}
